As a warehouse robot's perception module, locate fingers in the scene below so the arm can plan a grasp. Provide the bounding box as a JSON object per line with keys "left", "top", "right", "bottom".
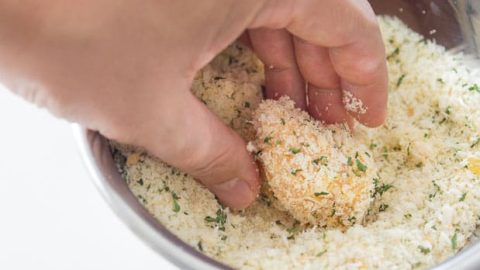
{"left": 289, "top": 0, "right": 388, "bottom": 127}
{"left": 131, "top": 92, "right": 260, "bottom": 210}
{"left": 248, "top": 28, "right": 306, "bottom": 109}
{"left": 251, "top": 0, "right": 388, "bottom": 127}
{"left": 293, "top": 38, "right": 339, "bottom": 89}
{"left": 307, "top": 87, "right": 354, "bottom": 129}
{"left": 293, "top": 37, "right": 351, "bottom": 126}
{"left": 329, "top": 37, "right": 388, "bottom": 127}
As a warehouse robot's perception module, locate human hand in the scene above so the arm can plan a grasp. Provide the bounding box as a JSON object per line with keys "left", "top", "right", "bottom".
{"left": 0, "top": 0, "right": 387, "bottom": 209}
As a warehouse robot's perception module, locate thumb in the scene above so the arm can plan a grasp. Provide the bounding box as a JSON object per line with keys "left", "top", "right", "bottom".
{"left": 135, "top": 93, "right": 260, "bottom": 210}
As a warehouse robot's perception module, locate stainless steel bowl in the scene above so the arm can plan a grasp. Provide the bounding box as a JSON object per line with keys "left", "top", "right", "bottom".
{"left": 74, "top": 1, "right": 480, "bottom": 269}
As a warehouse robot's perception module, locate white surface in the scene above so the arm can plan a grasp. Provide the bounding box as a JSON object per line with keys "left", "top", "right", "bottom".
{"left": 0, "top": 85, "right": 177, "bottom": 270}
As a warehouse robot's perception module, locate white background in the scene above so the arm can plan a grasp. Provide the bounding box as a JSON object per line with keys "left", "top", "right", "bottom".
{"left": 0, "top": 85, "right": 177, "bottom": 270}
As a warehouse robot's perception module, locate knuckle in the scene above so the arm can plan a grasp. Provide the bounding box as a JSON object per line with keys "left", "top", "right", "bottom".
{"left": 333, "top": 50, "right": 385, "bottom": 85}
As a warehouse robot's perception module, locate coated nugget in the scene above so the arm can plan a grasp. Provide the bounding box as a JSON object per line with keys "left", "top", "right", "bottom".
{"left": 251, "top": 97, "right": 377, "bottom": 228}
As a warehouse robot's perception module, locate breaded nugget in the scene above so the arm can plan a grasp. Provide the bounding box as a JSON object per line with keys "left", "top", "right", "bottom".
{"left": 252, "top": 97, "right": 377, "bottom": 228}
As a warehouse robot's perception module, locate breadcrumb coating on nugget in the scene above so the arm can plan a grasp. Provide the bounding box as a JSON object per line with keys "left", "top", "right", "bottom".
{"left": 191, "top": 43, "right": 264, "bottom": 141}
{"left": 252, "top": 97, "right": 377, "bottom": 228}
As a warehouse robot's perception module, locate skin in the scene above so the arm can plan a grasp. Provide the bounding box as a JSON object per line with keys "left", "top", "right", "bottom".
{"left": 0, "top": 0, "right": 387, "bottom": 209}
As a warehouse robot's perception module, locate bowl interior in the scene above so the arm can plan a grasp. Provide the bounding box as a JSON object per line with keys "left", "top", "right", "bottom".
{"left": 371, "top": 0, "right": 479, "bottom": 53}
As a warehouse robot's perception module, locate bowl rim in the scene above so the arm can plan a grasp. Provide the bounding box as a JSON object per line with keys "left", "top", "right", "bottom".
{"left": 73, "top": 124, "right": 480, "bottom": 270}
{"left": 72, "top": 125, "right": 232, "bottom": 270}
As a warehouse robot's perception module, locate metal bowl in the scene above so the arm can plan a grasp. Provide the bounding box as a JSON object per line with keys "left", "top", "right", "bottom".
{"left": 74, "top": 1, "right": 480, "bottom": 269}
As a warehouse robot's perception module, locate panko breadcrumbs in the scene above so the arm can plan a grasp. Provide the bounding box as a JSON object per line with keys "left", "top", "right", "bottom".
{"left": 342, "top": 91, "right": 368, "bottom": 114}
{"left": 113, "top": 16, "right": 480, "bottom": 270}
{"left": 252, "top": 97, "right": 376, "bottom": 228}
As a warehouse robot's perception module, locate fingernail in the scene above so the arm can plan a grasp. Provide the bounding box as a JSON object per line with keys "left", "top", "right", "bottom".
{"left": 211, "top": 178, "right": 255, "bottom": 209}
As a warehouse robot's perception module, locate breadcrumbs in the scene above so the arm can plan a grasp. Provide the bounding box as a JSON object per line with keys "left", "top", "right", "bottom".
{"left": 113, "top": 17, "right": 480, "bottom": 270}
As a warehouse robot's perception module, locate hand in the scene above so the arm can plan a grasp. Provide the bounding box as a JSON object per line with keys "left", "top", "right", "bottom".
{"left": 0, "top": 0, "right": 387, "bottom": 209}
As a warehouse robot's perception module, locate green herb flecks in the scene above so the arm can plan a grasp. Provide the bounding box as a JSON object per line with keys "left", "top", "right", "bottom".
{"left": 313, "top": 156, "right": 328, "bottom": 166}
{"left": 379, "top": 204, "right": 389, "bottom": 212}
{"left": 445, "top": 106, "right": 452, "bottom": 115}
{"left": 460, "top": 192, "right": 467, "bottom": 202}
{"left": 137, "top": 194, "right": 147, "bottom": 204}
{"left": 280, "top": 118, "right": 286, "bottom": 125}
{"left": 356, "top": 159, "right": 367, "bottom": 172}
{"left": 387, "top": 47, "right": 400, "bottom": 60}
{"left": 160, "top": 180, "right": 170, "bottom": 192}
{"left": 418, "top": 246, "right": 431, "bottom": 255}
{"left": 286, "top": 221, "right": 301, "bottom": 240}
{"left": 348, "top": 216, "right": 357, "bottom": 225}
{"left": 205, "top": 208, "right": 228, "bottom": 231}
{"left": 263, "top": 136, "right": 273, "bottom": 144}
{"left": 314, "top": 191, "right": 329, "bottom": 196}
{"left": 397, "top": 74, "right": 406, "bottom": 87}
{"left": 451, "top": 232, "right": 458, "bottom": 250}
{"left": 347, "top": 157, "right": 353, "bottom": 166}
{"left": 468, "top": 83, "right": 480, "bottom": 93}
{"left": 197, "top": 241, "right": 204, "bottom": 252}
{"left": 382, "top": 147, "right": 389, "bottom": 159}
{"left": 289, "top": 147, "right": 301, "bottom": 154}
{"left": 291, "top": 169, "right": 302, "bottom": 176}
{"left": 471, "top": 137, "right": 480, "bottom": 148}
{"left": 372, "top": 178, "right": 393, "bottom": 198}
{"left": 244, "top": 101, "right": 251, "bottom": 108}
{"left": 418, "top": 38, "right": 427, "bottom": 44}
{"left": 171, "top": 192, "right": 181, "bottom": 213}
{"left": 393, "top": 145, "right": 402, "bottom": 151}
{"left": 316, "top": 250, "right": 327, "bottom": 257}
{"left": 329, "top": 207, "right": 336, "bottom": 217}
{"left": 329, "top": 206, "right": 337, "bottom": 217}
{"left": 429, "top": 181, "right": 442, "bottom": 200}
